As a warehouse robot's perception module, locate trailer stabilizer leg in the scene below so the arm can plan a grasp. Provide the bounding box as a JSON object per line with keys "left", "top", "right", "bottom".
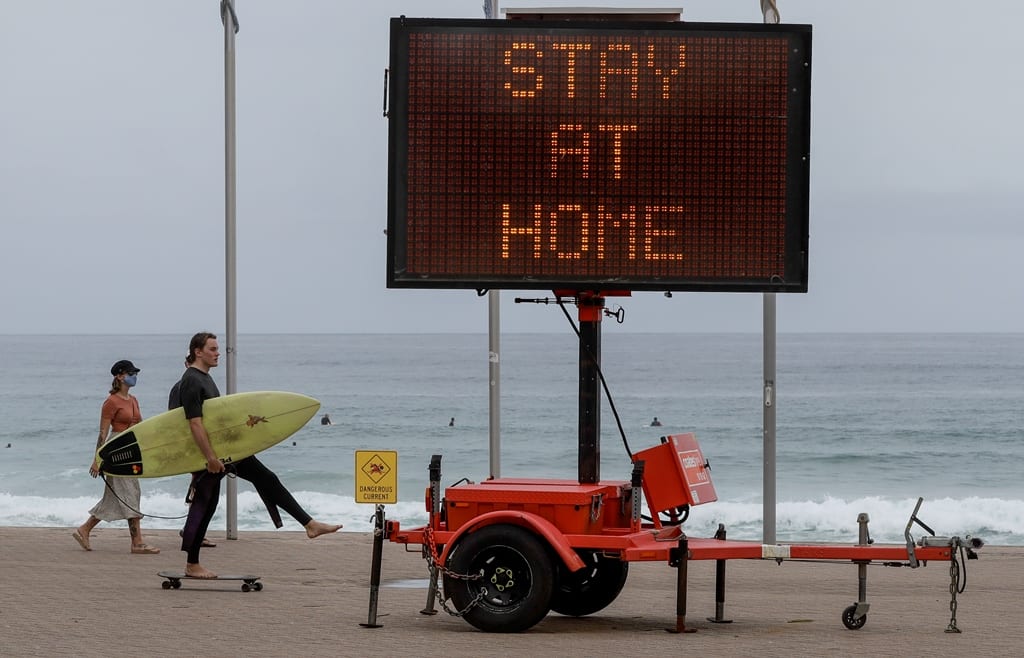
{"left": 420, "top": 562, "right": 440, "bottom": 616}
{"left": 707, "top": 524, "right": 732, "bottom": 624}
{"left": 842, "top": 513, "right": 873, "bottom": 630}
{"left": 667, "top": 536, "right": 697, "bottom": 634}
{"left": 420, "top": 455, "right": 443, "bottom": 615}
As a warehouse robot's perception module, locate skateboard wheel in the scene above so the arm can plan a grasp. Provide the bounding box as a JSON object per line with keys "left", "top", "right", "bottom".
{"left": 162, "top": 581, "right": 171, "bottom": 590}
{"left": 253, "top": 582, "right": 263, "bottom": 591}
{"left": 173, "top": 581, "right": 181, "bottom": 589}
{"left": 241, "top": 583, "right": 251, "bottom": 592}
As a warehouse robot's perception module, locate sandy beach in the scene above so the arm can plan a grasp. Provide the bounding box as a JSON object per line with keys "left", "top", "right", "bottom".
{"left": 1, "top": 527, "right": 1021, "bottom": 657}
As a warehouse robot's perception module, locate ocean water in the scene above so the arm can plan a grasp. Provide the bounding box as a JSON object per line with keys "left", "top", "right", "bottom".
{"left": 1, "top": 332, "right": 1021, "bottom": 545}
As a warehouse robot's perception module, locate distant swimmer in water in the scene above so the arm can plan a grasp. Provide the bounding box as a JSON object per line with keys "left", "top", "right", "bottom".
{"left": 321, "top": 414, "right": 332, "bottom": 426}
{"left": 449, "top": 417, "right": 455, "bottom": 427}
{"left": 650, "top": 417, "right": 662, "bottom": 427}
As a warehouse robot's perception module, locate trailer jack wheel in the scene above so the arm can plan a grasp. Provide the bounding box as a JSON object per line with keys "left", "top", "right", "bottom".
{"left": 841, "top": 604, "right": 867, "bottom": 630}
{"left": 444, "top": 525, "right": 554, "bottom": 633}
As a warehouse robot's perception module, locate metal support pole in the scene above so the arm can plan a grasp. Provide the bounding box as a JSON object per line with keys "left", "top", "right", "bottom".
{"left": 221, "top": 0, "right": 240, "bottom": 540}
{"left": 485, "top": 0, "right": 501, "bottom": 481}
{"left": 760, "top": 0, "right": 780, "bottom": 551}
{"left": 668, "top": 536, "right": 696, "bottom": 633}
{"left": 762, "top": 293, "right": 776, "bottom": 544}
{"left": 360, "top": 505, "right": 386, "bottom": 628}
{"left": 485, "top": 0, "right": 505, "bottom": 480}
{"left": 630, "top": 460, "right": 644, "bottom": 532}
{"left": 707, "top": 523, "right": 733, "bottom": 623}
{"left": 578, "top": 296, "right": 603, "bottom": 484}
{"left": 420, "top": 455, "right": 443, "bottom": 615}
{"left": 853, "top": 512, "right": 871, "bottom": 619}
{"left": 488, "top": 292, "right": 501, "bottom": 479}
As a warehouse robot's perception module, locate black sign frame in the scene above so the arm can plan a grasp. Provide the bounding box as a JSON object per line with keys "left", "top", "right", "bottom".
{"left": 387, "top": 18, "right": 812, "bottom": 292}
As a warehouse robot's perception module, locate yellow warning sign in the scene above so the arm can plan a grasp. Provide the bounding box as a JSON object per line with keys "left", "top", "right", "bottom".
{"left": 354, "top": 450, "right": 398, "bottom": 504}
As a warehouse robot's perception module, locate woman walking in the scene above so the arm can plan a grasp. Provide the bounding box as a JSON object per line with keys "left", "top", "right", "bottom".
{"left": 72, "top": 359, "right": 159, "bottom": 554}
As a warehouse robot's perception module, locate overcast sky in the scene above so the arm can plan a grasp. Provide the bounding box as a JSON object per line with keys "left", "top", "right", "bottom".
{"left": 2, "top": 0, "right": 1021, "bottom": 334}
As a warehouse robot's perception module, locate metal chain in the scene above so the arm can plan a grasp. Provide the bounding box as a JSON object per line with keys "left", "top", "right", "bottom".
{"left": 421, "top": 526, "right": 487, "bottom": 617}
{"left": 945, "top": 555, "right": 961, "bottom": 633}
{"left": 439, "top": 586, "right": 488, "bottom": 617}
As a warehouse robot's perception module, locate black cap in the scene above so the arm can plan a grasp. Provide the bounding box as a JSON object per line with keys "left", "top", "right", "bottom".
{"left": 110, "top": 360, "right": 140, "bottom": 376}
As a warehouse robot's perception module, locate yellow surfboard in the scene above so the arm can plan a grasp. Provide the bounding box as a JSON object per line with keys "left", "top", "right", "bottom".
{"left": 96, "top": 391, "right": 321, "bottom": 478}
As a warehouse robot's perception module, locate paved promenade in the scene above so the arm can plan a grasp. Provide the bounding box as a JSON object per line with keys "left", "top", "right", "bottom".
{"left": 1, "top": 527, "right": 1021, "bottom": 657}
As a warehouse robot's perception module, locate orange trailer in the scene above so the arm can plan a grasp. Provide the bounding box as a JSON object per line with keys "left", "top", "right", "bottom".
{"left": 368, "top": 293, "right": 980, "bottom": 635}
{"left": 382, "top": 431, "right": 980, "bottom": 633}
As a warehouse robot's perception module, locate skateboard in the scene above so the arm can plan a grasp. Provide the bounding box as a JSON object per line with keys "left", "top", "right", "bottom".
{"left": 158, "top": 571, "right": 263, "bottom": 592}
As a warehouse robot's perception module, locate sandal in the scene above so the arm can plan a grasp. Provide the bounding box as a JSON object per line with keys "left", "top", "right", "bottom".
{"left": 72, "top": 530, "right": 92, "bottom": 551}
{"left": 131, "top": 544, "right": 161, "bottom": 554}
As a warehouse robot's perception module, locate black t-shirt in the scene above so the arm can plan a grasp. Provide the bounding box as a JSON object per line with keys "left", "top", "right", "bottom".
{"left": 168, "top": 367, "right": 221, "bottom": 418}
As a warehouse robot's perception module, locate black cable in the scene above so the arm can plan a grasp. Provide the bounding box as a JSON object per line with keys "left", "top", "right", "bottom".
{"left": 96, "top": 471, "right": 238, "bottom": 522}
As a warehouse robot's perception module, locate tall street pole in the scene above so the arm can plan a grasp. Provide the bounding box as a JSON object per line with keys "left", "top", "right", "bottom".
{"left": 761, "top": 0, "right": 780, "bottom": 546}
{"left": 221, "top": 0, "right": 239, "bottom": 540}
{"left": 484, "top": 0, "right": 501, "bottom": 478}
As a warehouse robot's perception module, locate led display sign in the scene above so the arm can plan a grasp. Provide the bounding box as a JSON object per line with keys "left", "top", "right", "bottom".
{"left": 387, "top": 18, "right": 812, "bottom": 292}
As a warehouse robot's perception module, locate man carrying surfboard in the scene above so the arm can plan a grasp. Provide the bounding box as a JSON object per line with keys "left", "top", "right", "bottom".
{"left": 173, "top": 332, "right": 341, "bottom": 578}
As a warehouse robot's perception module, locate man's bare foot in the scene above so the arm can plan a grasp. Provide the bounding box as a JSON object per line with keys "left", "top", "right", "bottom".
{"left": 185, "top": 563, "right": 218, "bottom": 579}
{"left": 305, "top": 519, "right": 342, "bottom": 539}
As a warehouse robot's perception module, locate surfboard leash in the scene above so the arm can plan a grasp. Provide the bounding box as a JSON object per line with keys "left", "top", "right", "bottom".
{"left": 97, "top": 465, "right": 239, "bottom": 521}
{"left": 99, "top": 473, "right": 189, "bottom": 521}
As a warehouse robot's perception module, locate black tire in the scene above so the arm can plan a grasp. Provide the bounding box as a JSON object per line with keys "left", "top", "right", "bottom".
{"left": 551, "top": 550, "right": 629, "bottom": 617}
{"left": 841, "top": 604, "right": 867, "bottom": 630}
{"left": 161, "top": 581, "right": 171, "bottom": 590}
{"left": 443, "top": 525, "right": 554, "bottom": 633}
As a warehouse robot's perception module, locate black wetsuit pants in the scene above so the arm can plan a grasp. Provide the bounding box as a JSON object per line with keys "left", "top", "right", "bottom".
{"left": 233, "top": 455, "right": 312, "bottom": 528}
{"left": 181, "top": 470, "right": 225, "bottom": 564}
{"left": 180, "top": 455, "right": 311, "bottom": 562}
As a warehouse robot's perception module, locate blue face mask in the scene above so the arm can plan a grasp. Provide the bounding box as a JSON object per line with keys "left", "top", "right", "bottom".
{"left": 123, "top": 374, "right": 138, "bottom": 387}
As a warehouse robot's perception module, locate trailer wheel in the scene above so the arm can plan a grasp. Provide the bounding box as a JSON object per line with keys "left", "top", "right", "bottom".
{"left": 551, "top": 550, "right": 629, "bottom": 617}
{"left": 444, "top": 525, "right": 554, "bottom": 633}
{"left": 841, "top": 604, "right": 867, "bottom": 630}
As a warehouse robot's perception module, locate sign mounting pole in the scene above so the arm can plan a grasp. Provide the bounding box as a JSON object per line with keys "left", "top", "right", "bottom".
{"left": 485, "top": 0, "right": 501, "bottom": 480}
{"left": 762, "top": 0, "right": 781, "bottom": 546}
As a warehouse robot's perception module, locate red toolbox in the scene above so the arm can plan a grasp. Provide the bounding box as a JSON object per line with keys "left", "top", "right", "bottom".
{"left": 445, "top": 479, "right": 628, "bottom": 534}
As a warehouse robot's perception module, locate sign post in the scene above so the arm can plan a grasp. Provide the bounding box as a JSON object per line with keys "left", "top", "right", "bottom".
{"left": 356, "top": 450, "right": 398, "bottom": 629}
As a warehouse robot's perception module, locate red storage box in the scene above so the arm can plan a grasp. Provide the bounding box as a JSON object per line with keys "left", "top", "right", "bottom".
{"left": 631, "top": 433, "right": 717, "bottom": 514}
{"left": 445, "top": 479, "right": 626, "bottom": 534}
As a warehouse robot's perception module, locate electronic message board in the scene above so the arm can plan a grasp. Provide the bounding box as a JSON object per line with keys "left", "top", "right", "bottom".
{"left": 387, "top": 18, "right": 811, "bottom": 292}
